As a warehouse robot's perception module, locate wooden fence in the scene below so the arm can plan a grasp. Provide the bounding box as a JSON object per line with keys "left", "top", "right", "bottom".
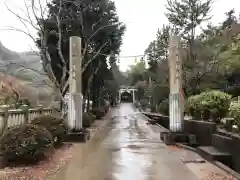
{"left": 0, "top": 107, "right": 53, "bottom": 135}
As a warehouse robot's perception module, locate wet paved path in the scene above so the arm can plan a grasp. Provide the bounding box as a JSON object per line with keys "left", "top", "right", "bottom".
{"left": 48, "top": 103, "right": 199, "bottom": 180}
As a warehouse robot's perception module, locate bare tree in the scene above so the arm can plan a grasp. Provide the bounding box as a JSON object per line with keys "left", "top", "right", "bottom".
{"left": 0, "top": 74, "right": 22, "bottom": 104}
{"left": 1, "top": 0, "right": 119, "bottom": 111}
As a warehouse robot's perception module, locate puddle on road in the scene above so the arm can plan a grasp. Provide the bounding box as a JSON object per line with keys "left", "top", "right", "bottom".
{"left": 125, "top": 144, "right": 142, "bottom": 150}
{"left": 102, "top": 104, "right": 162, "bottom": 180}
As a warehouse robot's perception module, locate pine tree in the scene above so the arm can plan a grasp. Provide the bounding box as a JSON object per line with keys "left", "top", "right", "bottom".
{"left": 165, "top": 0, "right": 213, "bottom": 62}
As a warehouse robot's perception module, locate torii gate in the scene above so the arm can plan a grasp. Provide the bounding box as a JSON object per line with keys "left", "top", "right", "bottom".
{"left": 118, "top": 86, "right": 137, "bottom": 103}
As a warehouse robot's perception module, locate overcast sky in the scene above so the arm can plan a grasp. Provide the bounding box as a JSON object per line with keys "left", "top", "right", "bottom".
{"left": 1, "top": 0, "right": 240, "bottom": 71}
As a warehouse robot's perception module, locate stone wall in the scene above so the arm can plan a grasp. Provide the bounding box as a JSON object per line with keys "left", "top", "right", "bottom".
{"left": 144, "top": 112, "right": 240, "bottom": 173}
{"left": 156, "top": 115, "right": 169, "bottom": 129}
{"left": 215, "top": 130, "right": 240, "bottom": 173}
{"left": 144, "top": 113, "right": 217, "bottom": 145}
{"left": 231, "top": 134, "right": 240, "bottom": 172}
{"left": 184, "top": 120, "right": 217, "bottom": 145}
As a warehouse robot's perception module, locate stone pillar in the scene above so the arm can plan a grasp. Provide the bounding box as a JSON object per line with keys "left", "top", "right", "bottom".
{"left": 132, "top": 89, "right": 135, "bottom": 104}
{"left": 84, "top": 99, "right": 87, "bottom": 112}
{"left": 119, "top": 90, "right": 121, "bottom": 103}
{"left": 68, "top": 36, "right": 83, "bottom": 130}
{"left": 168, "top": 35, "right": 184, "bottom": 132}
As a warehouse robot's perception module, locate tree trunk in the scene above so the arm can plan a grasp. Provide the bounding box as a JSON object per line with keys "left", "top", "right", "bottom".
{"left": 87, "top": 91, "right": 90, "bottom": 111}
{"left": 92, "top": 76, "right": 97, "bottom": 108}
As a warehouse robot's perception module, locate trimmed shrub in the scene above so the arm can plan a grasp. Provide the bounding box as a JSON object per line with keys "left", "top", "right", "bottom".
{"left": 229, "top": 101, "right": 240, "bottom": 131}
{"left": 103, "top": 104, "right": 110, "bottom": 113}
{"left": 185, "top": 90, "right": 232, "bottom": 122}
{"left": 87, "top": 112, "right": 96, "bottom": 121}
{"left": 158, "top": 99, "right": 169, "bottom": 115}
{"left": 185, "top": 94, "right": 202, "bottom": 120}
{"left": 90, "top": 107, "right": 105, "bottom": 119}
{"left": 19, "top": 98, "right": 30, "bottom": 106}
{"left": 0, "top": 124, "right": 53, "bottom": 164}
{"left": 150, "top": 104, "right": 156, "bottom": 112}
{"left": 31, "top": 115, "right": 67, "bottom": 146}
{"left": 83, "top": 112, "right": 93, "bottom": 128}
{"left": 201, "top": 90, "right": 231, "bottom": 122}
{"left": 134, "top": 101, "right": 140, "bottom": 108}
{"left": 139, "top": 99, "right": 149, "bottom": 110}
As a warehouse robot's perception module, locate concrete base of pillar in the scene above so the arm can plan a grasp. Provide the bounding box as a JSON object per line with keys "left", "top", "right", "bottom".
{"left": 160, "top": 131, "right": 169, "bottom": 141}
{"left": 161, "top": 131, "right": 188, "bottom": 145}
{"left": 65, "top": 129, "right": 90, "bottom": 143}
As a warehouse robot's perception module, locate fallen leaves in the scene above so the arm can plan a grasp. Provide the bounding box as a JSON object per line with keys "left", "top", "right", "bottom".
{"left": 202, "top": 172, "right": 237, "bottom": 180}
{"left": 0, "top": 143, "right": 74, "bottom": 180}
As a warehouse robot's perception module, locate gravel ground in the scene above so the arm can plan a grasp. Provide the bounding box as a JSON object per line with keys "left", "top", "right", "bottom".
{"left": 202, "top": 172, "right": 237, "bottom": 180}
{"left": 0, "top": 143, "right": 74, "bottom": 180}
{"left": 172, "top": 146, "right": 238, "bottom": 180}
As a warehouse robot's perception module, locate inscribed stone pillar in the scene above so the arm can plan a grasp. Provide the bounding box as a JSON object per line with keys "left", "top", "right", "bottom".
{"left": 119, "top": 90, "right": 121, "bottom": 103}
{"left": 168, "top": 35, "right": 184, "bottom": 132}
{"left": 132, "top": 89, "right": 135, "bottom": 104}
{"left": 68, "top": 36, "right": 83, "bottom": 130}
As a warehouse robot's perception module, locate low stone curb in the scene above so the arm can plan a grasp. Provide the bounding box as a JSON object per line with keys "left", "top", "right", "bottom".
{"left": 175, "top": 143, "right": 240, "bottom": 179}
{"left": 213, "top": 161, "right": 240, "bottom": 179}
{"left": 175, "top": 143, "right": 197, "bottom": 152}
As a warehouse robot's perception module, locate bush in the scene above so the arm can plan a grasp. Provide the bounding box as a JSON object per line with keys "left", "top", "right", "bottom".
{"left": 83, "top": 112, "right": 94, "bottom": 127}
{"left": 87, "top": 112, "right": 96, "bottom": 121}
{"left": 158, "top": 99, "right": 169, "bottom": 115}
{"left": 90, "top": 107, "right": 105, "bottom": 119}
{"left": 134, "top": 101, "right": 140, "bottom": 108}
{"left": 19, "top": 98, "right": 30, "bottom": 106}
{"left": 103, "top": 104, "right": 110, "bottom": 113}
{"left": 0, "top": 124, "right": 53, "bottom": 164}
{"left": 229, "top": 101, "right": 240, "bottom": 131}
{"left": 139, "top": 99, "right": 149, "bottom": 110}
{"left": 185, "top": 90, "right": 232, "bottom": 122}
{"left": 31, "top": 115, "right": 67, "bottom": 146}
{"left": 150, "top": 104, "right": 156, "bottom": 112}
{"left": 185, "top": 94, "right": 202, "bottom": 120}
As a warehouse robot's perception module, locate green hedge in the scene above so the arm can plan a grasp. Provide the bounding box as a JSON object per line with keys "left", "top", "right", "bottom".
{"left": 31, "top": 115, "right": 67, "bottom": 146}
{"left": 139, "top": 99, "right": 149, "bottom": 110}
{"left": 229, "top": 101, "right": 240, "bottom": 130}
{"left": 185, "top": 94, "right": 202, "bottom": 120}
{"left": 90, "top": 107, "right": 105, "bottom": 119}
{"left": 0, "top": 124, "right": 53, "bottom": 164}
{"left": 87, "top": 112, "right": 96, "bottom": 121}
{"left": 185, "top": 90, "right": 231, "bottom": 122}
{"left": 158, "top": 99, "right": 169, "bottom": 115}
{"left": 83, "top": 112, "right": 96, "bottom": 127}
{"left": 103, "top": 104, "right": 110, "bottom": 113}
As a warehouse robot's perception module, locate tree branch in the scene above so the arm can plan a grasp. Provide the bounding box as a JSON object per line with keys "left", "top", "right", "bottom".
{"left": 82, "top": 41, "right": 108, "bottom": 73}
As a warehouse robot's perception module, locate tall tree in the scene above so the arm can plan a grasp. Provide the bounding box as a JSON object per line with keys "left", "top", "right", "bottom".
{"left": 222, "top": 9, "right": 237, "bottom": 29}
{"left": 36, "top": 0, "right": 125, "bottom": 106}
{"left": 165, "top": 0, "right": 213, "bottom": 40}
{"left": 145, "top": 25, "right": 172, "bottom": 79}
{"left": 165, "top": 0, "right": 213, "bottom": 94}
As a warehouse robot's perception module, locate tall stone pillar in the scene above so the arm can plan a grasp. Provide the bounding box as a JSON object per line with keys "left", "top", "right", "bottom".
{"left": 119, "top": 90, "right": 121, "bottom": 103}
{"left": 68, "top": 36, "right": 82, "bottom": 130}
{"left": 168, "top": 35, "right": 184, "bottom": 132}
{"left": 132, "top": 89, "right": 135, "bottom": 104}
